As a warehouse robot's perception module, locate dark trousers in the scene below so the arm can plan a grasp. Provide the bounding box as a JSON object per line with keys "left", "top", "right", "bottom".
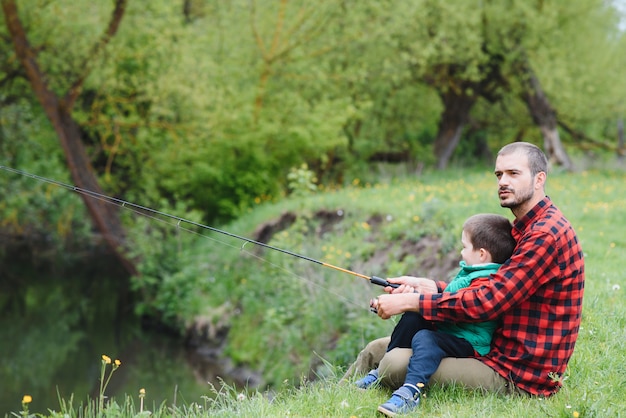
{"left": 386, "top": 311, "right": 475, "bottom": 387}
{"left": 387, "top": 311, "right": 436, "bottom": 351}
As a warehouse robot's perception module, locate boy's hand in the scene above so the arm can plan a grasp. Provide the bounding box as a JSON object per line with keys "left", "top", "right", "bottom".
{"left": 386, "top": 276, "right": 438, "bottom": 294}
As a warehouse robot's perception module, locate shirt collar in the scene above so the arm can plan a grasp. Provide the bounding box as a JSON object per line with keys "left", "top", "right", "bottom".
{"left": 512, "top": 196, "right": 552, "bottom": 235}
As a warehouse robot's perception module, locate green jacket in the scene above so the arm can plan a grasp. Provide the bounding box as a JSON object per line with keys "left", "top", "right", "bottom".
{"left": 436, "top": 261, "right": 500, "bottom": 356}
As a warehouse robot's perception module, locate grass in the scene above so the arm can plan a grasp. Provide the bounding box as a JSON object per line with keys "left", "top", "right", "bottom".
{"left": 9, "top": 167, "right": 626, "bottom": 417}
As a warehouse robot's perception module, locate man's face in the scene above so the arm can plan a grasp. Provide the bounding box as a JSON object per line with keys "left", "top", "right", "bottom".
{"left": 494, "top": 151, "right": 537, "bottom": 211}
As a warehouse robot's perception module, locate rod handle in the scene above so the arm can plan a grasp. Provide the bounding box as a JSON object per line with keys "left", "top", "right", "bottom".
{"left": 370, "top": 276, "right": 400, "bottom": 288}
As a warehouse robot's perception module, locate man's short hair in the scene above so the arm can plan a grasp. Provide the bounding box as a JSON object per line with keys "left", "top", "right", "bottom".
{"left": 498, "top": 142, "right": 548, "bottom": 177}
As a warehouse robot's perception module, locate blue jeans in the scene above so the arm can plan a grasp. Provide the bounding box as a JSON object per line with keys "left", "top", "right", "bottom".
{"left": 405, "top": 328, "right": 475, "bottom": 386}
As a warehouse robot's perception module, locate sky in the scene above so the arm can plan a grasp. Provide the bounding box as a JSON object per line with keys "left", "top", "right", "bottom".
{"left": 614, "top": 0, "right": 626, "bottom": 30}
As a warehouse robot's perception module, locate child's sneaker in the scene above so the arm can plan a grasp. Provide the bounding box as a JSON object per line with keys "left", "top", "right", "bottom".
{"left": 354, "top": 369, "right": 379, "bottom": 389}
{"left": 377, "top": 384, "right": 421, "bottom": 417}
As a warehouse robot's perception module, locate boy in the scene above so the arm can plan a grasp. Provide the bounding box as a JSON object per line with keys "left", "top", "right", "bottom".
{"left": 356, "top": 213, "right": 516, "bottom": 416}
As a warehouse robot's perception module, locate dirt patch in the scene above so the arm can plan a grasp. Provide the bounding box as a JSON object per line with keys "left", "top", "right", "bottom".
{"left": 399, "top": 236, "right": 459, "bottom": 281}
{"left": 252, "top": 211, "right": 297, "bottom": 243}
{"left": 251, "top": 209, "right": 458, "bottom": 281}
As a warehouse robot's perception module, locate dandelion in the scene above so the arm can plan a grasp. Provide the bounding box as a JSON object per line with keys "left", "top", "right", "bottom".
{"left": 237, "top": 393, "right": 246, "bottom": 401}
{"left": 21, "top": 395, "right": 32, "bottom": 418}
{"left": 573, "top": 412, "right": 580, "bottom": 417}
{"left": 612, "top": 284, "right": 621, "bottom": 291}
{"left": 98, "top": 354, "right": 122, "bottom": 412}
{"left": 139, "top": 388, "right": 146, "bottom": 413}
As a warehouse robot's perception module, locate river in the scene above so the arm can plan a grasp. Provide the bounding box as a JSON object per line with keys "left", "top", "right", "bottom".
{"left": 0, "top": 248, "right": 253, "bottom": 416}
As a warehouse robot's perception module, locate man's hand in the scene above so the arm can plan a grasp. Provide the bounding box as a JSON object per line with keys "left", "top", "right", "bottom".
{"left": 370, "top": 292, "right": 421, "bottom": 319}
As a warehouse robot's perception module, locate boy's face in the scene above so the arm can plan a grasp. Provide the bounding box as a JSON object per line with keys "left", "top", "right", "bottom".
{"left": 461, "top": 230, "right": 486, "bottom": 266}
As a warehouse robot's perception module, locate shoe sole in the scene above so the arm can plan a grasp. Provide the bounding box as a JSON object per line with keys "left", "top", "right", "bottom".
{"left": 377, "top": 405, "right": 398, "bottom": 417}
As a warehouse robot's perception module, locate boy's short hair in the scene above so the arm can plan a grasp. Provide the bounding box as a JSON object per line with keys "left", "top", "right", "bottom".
{"left": 463, "top": 214, "right": 516, "bottom": 264}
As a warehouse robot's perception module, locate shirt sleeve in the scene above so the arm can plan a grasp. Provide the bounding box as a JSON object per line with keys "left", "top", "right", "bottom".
{"left": 420, "top": 228, "right": 560, "bottom": 323}
{"left": 435, "top": 280, "right": 448, "bottom": 293}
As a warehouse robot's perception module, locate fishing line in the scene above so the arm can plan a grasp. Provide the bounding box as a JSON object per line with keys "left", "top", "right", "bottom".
{"left": 0, "top": 165, "right": 398, "bottom": 301}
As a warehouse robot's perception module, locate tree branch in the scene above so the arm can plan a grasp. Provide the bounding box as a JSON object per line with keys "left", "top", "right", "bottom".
{"left": 64, "top": 0, "right": 128, "bottom": 110}
{"left": 1, "top": 0, "right": 54, "bottom": 107}
{"left": 557, "top": 119, "right": 620, "bottom": 152}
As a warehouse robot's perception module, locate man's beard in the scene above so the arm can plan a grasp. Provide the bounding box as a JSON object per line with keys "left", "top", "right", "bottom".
{"left": 499, "top": 185, "right": 534, "bottom": 209}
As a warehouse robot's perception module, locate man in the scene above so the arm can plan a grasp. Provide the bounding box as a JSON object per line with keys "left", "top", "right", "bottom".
{"left": 357, "top": 142, "right": 585, "bottom": 414}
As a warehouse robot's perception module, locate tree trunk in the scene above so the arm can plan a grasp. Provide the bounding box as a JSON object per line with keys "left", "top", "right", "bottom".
{"left": 519, "top": 64, "right": 573, "bottom": 170}
{"left": 433, "top": 90, "right": 477, "bottom": 169}
{"left": 2, "top": 0, "right": 137, "bottom": 276}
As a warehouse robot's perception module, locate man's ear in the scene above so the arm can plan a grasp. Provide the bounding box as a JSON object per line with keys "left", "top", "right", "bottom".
{"left": 535, "top": 171, "right": 547, "bottom": 190}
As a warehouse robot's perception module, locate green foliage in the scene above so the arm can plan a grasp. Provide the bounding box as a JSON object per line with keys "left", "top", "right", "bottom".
{"left": 0, "top": 99, "right": 95, "bottom": 249}
{"left": 287, "top": 164, "right": 318, "bottom": 197}
{"left": 4, "top": 0, "right": 625, "bottom": 226}
{"left": 127, "top": 203, "right": 211, "bottom": 327}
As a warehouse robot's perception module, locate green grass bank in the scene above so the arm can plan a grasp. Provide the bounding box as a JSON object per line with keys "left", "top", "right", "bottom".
{"left": 9, "top": 167, "right": 626, "bottom": 417}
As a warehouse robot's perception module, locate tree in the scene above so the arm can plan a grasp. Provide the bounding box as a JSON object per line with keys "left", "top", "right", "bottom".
{"left": 481, "top": 0, "right": 625, "bottom": 167}
{"left": 1, "top": 0, "right": 137, "bottom": 275}
{"left": 518, "top": 60, "right": 573, "bottom": 169}
{"left": 375, "top": 0, "right": 625, "bottom": 169}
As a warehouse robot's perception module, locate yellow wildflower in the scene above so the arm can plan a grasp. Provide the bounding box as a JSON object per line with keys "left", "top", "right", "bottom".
{"left": 102, "top": 354, "right": 112, "bottom": 364}
{"left": 114, "top": 359, "right": 122, "bottom": 366}
{"left": 139, "top": 388, "right": 146, "bottom": 396}
{"left": 22, "top": 395, "right": 32, "bottom": 404}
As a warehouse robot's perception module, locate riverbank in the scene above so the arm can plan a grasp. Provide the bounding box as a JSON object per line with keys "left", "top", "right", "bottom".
{"left": 5, "top": 168, "right": 625, "bottom": 417}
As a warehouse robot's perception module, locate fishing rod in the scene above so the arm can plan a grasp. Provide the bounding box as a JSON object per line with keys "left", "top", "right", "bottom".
{"left": 0, "top": 165, "right": 399, "bottom": 289}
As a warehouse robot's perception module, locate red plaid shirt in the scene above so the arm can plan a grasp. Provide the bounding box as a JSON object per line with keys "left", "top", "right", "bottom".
{"left": 419, "top": 197, "right": 585, "bottom": 396}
